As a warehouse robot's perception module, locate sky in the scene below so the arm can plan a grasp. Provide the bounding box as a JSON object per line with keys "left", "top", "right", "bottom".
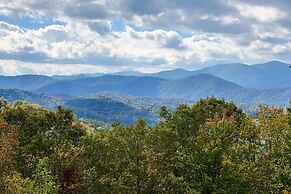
{"left": 0, "top": 0, "right": 291, "bottom": 75}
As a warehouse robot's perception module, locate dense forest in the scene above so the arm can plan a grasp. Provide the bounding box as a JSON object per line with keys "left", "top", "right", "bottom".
{"left": 0, "top": 97, "right": 290, "bottom": 193}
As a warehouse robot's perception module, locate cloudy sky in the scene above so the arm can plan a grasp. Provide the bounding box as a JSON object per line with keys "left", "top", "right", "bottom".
{"left": 0, "top": 0, "right": 291, "bottom": 75}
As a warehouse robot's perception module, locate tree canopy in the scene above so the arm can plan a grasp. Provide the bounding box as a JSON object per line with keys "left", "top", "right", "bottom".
{"left": 0, "top": 97, "right": 290, "bottom": 193}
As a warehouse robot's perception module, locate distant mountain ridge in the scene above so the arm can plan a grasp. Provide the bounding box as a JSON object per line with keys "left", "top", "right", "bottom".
{"left": 193, "top": 61, "right": 291, "bottom": 89}
{"left": 158, "top": 74, "right": 244, "bottom": 100}
{"left": 0, "top": 74, "right": 56, "bottom": 90}
{"left": 36, "top": 74, "right": 243, "bottom": 98}
{"left": 143, "top": 61, "right": 291, "bottom": 89}
{"left": 148, "top": 68, "right": 194, "bottom": 79}
{"left": 37, "top": 75, "right": 165, "bottom": 97}
{"left": 0, "top": 61, "right": 290, "bottom": 108}
{"left": 34, "top": 73, "right": 291, "bottom": 106}
{"left": 46, "top": 61, "right": 291, "bottom": 89}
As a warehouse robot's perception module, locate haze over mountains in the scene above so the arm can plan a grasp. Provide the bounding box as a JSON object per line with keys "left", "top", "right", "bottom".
{"left": 0, "top": 75, "right": 56, "bottom": 90}
{"left": 47, "top": 61, "right": 291, "bottom": 89}
{"left": 37, "top": 75, "right": 165, "bottom": 97}
{"left": 0, "top": 61, "right": 290, "bottom": 123}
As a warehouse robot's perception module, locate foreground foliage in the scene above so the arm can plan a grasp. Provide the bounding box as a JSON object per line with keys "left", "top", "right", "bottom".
{"left": 0, "top": 97, "right": 290, "bottom": 193}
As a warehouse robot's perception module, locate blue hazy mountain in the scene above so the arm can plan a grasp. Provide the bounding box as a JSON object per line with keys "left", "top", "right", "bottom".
{"left": 192, "top": 63, "right": 265, "bottom": 88}
{"left": 193, "top": 61, "right": 291, "bottom": 89}
{"left": 109, "top": 71, "right": 146, "bottom": 76}
{"left": 250, "top": 61, "right": 291, "bottom": 89}
{"left": 142, "top": 61, "right": 291, "bottom": 89}
{"left": 158, "top": 74, "right": 244, "bottom": 100}
{"left": 36, "top": 75, "right": 165, "bottom": 97}
{"left": 0, "top": 61, "right": 290, "bottom": 108}
{"left": 148, "top": 68, "right": 194, "bottom": 79}
{"left": 51, "top": 74, "right": 90, "bottom": 81}
{"left": 157, "top": 73, "right": 291, "bottom": 105}
{"left": 33, "top": 73, "right": 291, "bottom": 106}
{"left": 51, "top": 72, "right": 105, "bottom": 81}
{"left": 46, "top": 61, "right": 291, "bottom": 89}
{"left": 51, "top": 71, "right": 144, "bottom": 80}
{"left": 1, "top": 73, "right": 291, "bottom": 125}
{"left": 0, "top": 75, "right": 56, "bottom": 90}
{"left": 110, "top": 61, "right": 290, "bottom": 89}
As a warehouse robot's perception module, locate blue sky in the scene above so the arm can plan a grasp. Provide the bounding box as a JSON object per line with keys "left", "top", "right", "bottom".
{"left": 0, "top": 0, "right": 291, "bottom": 75}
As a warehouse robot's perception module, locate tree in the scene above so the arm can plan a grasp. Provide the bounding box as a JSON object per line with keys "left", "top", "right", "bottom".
{"left": 0, "top": 97, "right": 8, "bottom": 111}
{"left": 31, "top": 158, "right": 59, "bottom": 194}
{"left": 0, "top": 101, "right": 87, "bottom": 192}
{"left": 0, "top": 98, "right": 290, "bottom": 193}
{"left": 5, "top": 158, "right": 59, "bottom": 194}
{"left": 160, "top": 97, "right": 245, "bottom": 146}
{"left": 0, "top": 120, "right": 19, "bottom": 190}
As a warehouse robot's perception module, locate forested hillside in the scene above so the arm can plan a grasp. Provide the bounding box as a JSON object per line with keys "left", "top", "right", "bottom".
{"left": 0, "top": 89, "right": 177, "bottom": 125}
{"left": 0, "top": 89, "right": 61, "bottom": 109}
{"left": 64, "top": 97, "right": 157, "bottom": 125}
{"left": 0, "top": 97, "right": 290, "bottom": 193}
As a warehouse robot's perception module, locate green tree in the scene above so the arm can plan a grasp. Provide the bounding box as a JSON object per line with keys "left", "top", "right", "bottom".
{"left": 0, "top": 120, "right": 19, "bottom": 190}
{"left": 0, "top": 101, "right": 87, "bottom": 193}
{"left": 0, "top": 97, "right": 8, "bottom": 111}
{"left": 5, "top": 158, "right": 58, "bottom": 194}
{"left": 160, "top": 97, "right": 245, "bottom": 146}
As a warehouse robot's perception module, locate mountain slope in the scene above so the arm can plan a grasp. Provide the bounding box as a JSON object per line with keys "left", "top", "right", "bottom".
{"left": 148, "top": 68, "right": 194, "bottom": 79}
{"left": 0, "top": 89, "right": 159, "bottom": 124}
{"left": 37, "top": 75, "right": 166, "bottom": 97}
{"left": 192, "top": 63, "right": 265, "bottom": 88}
{"left": 36, "top": 72, "right": 291, "bottom": 106}
{"left": 109, "top": 71, "right": 146, "bottom": 76}
{"left": 1, "top": 78, "right": 290, "bottom": 125}
{"left": 159, "top": 73, "right": 291, "bottom": 105}
{"left": 138, "top": 61, "right": 291, "bottom": 89}
{"left": 251, "top": 61, "right": 291, "bottom": 89}
{"left": 158, "top": 74, "right": 244, "bottom": 100}
{"left": 191, "top": 61, "right": 291, "bottom": 89}
{"left": 0, "top": 75, "right": 56, "bottom": 90}
{"left": 64, "top": 96, "right": 157, "bottom": 125}
{"left": 51, "top": 74, "right": 90, "bottom": 81}
{"left": 0, "top": 89, "right": 61, "bottom": 109}
{"left": 14, "top": 61, "right": 291, "bottom": 91}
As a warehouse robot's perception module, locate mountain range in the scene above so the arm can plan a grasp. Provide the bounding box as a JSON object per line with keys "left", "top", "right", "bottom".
{"left": 0, "top": 75, "right": 56, "bottom": 90}
{"left": 0, "top": 61, "right": 290, "bottom": 124}
{"left": 48, "top": 61, "right": 291, "bottom": 89}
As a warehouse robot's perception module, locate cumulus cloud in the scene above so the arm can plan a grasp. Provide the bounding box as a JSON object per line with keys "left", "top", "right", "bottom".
{"left": 232, "top": 3, "right": 286, "bottom": 22}
{"left": 0, "top": 59, "right": 113, "bottom": 75}
{"left": 0, "top": 0, "right": 291, "bottom": 74}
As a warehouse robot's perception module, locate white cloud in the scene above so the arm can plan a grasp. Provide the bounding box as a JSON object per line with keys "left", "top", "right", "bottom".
{"left": 233, "top": 3, "right": 286, "bottom": 22}
{"left": 0, "top": 60, "right": 113, "bottom": 75}
{"left": 252, "top": 24, "right": 290, "bottom": 39}
{"left": 0, "top": 20, "right": 288, "bottom": 74}
{"left": 0, "top": 0, "right": 291, "bottom": 74}
{"left": 199, "top": 15, "right": 240, "bottom": 25}
{"left": 0, "top": 22, "right": 31, "bottom": 53}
